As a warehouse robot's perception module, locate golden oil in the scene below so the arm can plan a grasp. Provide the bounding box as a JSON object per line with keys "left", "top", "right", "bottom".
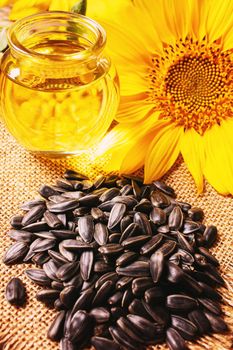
{"left": 0, "top": 12, "right": 119, "bottom": 156}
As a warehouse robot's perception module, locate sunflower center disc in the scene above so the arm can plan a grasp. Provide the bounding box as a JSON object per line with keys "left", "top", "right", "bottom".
{"left": 149, "top": 38, "right": 233, "bottom": 135}
{"left": 165, "top": 56, "right": 223, "bottom": 112}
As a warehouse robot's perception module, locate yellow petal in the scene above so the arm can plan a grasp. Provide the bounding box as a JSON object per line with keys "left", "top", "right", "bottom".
{"left": 49, "top": 0, "right": 77, "bottom": 11}
{"left": 120, "top": 130, "right": 156, "bottom": 174}
{"left": 223, "top": 27, "right": 233, "bottom": 51}
{"left": 95, "top": 113, "right": 162, "bottom": 172}
{"left": 203, "top": 121, "right": 233, "bottom": 195}
{"left": 162, "top": 0, "right": 193, "bottom": 40}
{"left": 144, "top": 123, "right": 183, "bottom": 183}
{"left": 134, "top": 0, "right": 176, "bottom": 45}
{"left": 180, "top": 128, "right": 205, "bottom": 193}
{"left": 116, "top": 93, "right": 155, "bottom": 124}
{"left": 0, "top": 0, "right": 11, "bottom": 6}
{"left": 205, "top": 0, "right": 233, "bottom": 42}
{"left": 9, "top": 6, "right": 44, "bottom": 20}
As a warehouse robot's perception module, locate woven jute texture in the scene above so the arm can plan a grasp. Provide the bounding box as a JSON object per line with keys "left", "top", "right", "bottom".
{"left": 0, "top": 123, "right": 233, "bottom": 350}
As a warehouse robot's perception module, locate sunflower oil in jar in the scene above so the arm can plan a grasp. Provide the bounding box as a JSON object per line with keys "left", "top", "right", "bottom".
{"left": 0, "top": 12, "right": 119, "bottom": 156}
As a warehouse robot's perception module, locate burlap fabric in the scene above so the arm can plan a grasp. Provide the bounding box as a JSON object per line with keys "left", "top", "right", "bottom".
{"left": 0, "top": 123, "right": 233, "bottom": 350}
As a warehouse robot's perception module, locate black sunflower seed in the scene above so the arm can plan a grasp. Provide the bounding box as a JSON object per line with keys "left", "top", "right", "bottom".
{"left": 108, "top": 203, "right": 127, "bottom": 230}
{"left": 134, "top": 212, "right": 152, "bottom": 235}
{"left": 108, "top": 291, "right": 123, "bottom": 306}
{"left": 117, "top": 317, "right": 145, "bottom": 344}
{"left": 64, "top": 169, "right": 88, "bottom": 180}
{"left": 154, "top": 181, "right": 176, "bottom": 197}
{"left": 198, "top": 282, "right": 222, "bottom": 300}
{"left": 177, "top": 232, "right": 194, "bottom": 254}
{"left": 166, "top": 327, "right": 187, "bottom": 350}
{"left": 108, "top": 233, "right": 121, "bottom": 243}
{"left": 204, "top": 311, "right": 228, "bottom": 333}
{"left": 91, "top": 336, "right": 120, "bottom": 350}
{"left": 32, "top": 239, "right": 55, "bottom": 253}
{"left": 171, "top": 315, "right": 197, "bottom": 340}
{"left": 203, "top": 225, "right": 217, "bottom": 248}
{"left": 47, "top": 310, "right": 66, "bottom": 341}
{"left": 91, "top": 207, "right": 106, "bottom": 222}
{"left": 60, "top": 286, "right": 79, "bottom": 308}
{"left": 25, "top": 269, "right": 51, "bottom": 286}
{"left": 100, "top": 188, "right": 120, "bottom": 202}
{"left": 109, "top": 325, "right": 138, "bottom": 350}
{"left": 188, "top": 309, "right": 211, "bottom": 335}
{"left": 47, "top": 200, "right": 79, "bottom": 213}
{"left": 198, "top": 298, "right": 222, "bottom": 315}
{"left": 116, "top": 251, "right": 138, "bottom": 267}
{"left": 56, "top": 262, "right": 80, "bottom": 282}
{"left": 120, "top": 223, "right": 141, "bottom": 243}
{"left": 150, "top": 251, "right": 164, "bottom": 283}
{"left": 94, "top": 223, "right": 108, "bottom": 245}
{"left": 80, "top": 251, "right": 94, "bottom": 281}
{"left": 149, "top": 207, "right": 166, "bottom": 225}
{"left": 112, "top": 195, "right": 138, "bottom": 209}
{"left": 128, "top": 299, "right": 151, "bottom": 320}
{"left": 69, "top": 310, "right": 93, "bottom": 342}
{"left": 78, "top": 216, "right": 94, "bottom": 243}
{"left": 3, "top": 242, "right": 29, "bottom": 265}
{"left": 140, "top": 234, "right": 164, "bottom": 255}
{"left": 43, "top": 260, "right": 60, "bottom": 281}
{"left": 21, "top": 204, "right": 46, "bottom": 226}
{"left": 166, "top": 295, "right": 198, "bottom": 311}
{"left": 127, "top": 314, "right": 159, "bottom": 340}
{"left": 32, "top": 252, "right": 50, "bottom": 266}
{"left": 98, "top": 244, "right": 124, "bottom": 256}
{"left": 144, "top": 286, "right": 164, "bottom": 304}
{"left": 198, "top": 247, "right": 219, "bottom": 266}
{"left": 36, "top": 289, "right": 60, "bottom": 304}
{"left": 157, "top": 240, "right": 177, "bottom": 257}
{"left": 151, "top": 190, "right": 170, "bottom": 208}
{"left": 92, "top": 280, "right": 114, "bottom": 307}
{"left": 116, "top": 261, "right": 150, "bottom": 277}
{"left": 120, "top": 184, "right": 133, "bottom": 196}
{"left": 43, "top": 211, "right": 63, "bottom": 228}
{"left": 10, "top": 215, "right": 23, "bottom": 229}
{"left": 94, "top": 260, "right": 113, "bottom": 273}
{"left": 48, "top": 250, "right": 69, "bottom": 265}
{"left": 5, "top": 277, "right": 26, "bottom": 306}
{"left": 121, "top": 289, "right": 133, "bottom": 309}
{"left": 132, "top": 277, "right": 154, "bottom": 296}
{"left": 121, "top": 235, "right": 151, "bottom": 250}
{"left": 183, "top": 221, "right": 200, "bottom": 234}
{"left": 20, "top": 199, "right": 46, "bottom": 211}
{"left": 134, "top": 199, "right": 153, "bottom": 214}
{"left": 8, "top": 229, "right": 34, "bottom": 243}
{"left": 78, "top": 194, "right": 99, "bottom": 207}
{"left": 120, "top": 215, "right": 133, "bottom": 233}
{"left": 168, "top": 206, "right": 183, "bottom": 230}
{"left": 62, "top": 239, "right": 93, "bottom": 251}
{"left": 71, "top": 288, "right": 94, "bottom": 315}
{"left": 56, "top": 178, "right": 74, "bottom": 190}
{"left": 23, "top": 221, "right": 49, "bottom": 232}
{"left": 188, "top": 207, "right": 204, "bottom": 222}
{"left": 51, "top": 281, "right": 64, "bottom": 291}
{"left": 90, "top": 307, "right": 110, "bottom": 324}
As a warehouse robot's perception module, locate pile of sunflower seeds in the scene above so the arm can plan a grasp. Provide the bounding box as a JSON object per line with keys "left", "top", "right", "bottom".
{"left": 4, "top": 170, "right": 228, "bottom": 350}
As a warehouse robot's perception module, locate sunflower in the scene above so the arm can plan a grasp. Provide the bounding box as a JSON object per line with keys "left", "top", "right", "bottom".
{"left": 93, "top": 0, "right": 233, "bottom": 195}
{"left": 0, "top": 0, "right": 127, "bottom": 20}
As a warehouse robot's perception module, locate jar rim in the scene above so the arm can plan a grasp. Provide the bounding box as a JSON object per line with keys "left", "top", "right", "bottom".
{"left": 7, "top": 11, "right": 106, "bottom": 61}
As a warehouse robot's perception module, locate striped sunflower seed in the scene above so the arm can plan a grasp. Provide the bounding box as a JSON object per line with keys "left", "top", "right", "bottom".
{"left": 5, "top": 277, "right": 26, "bottom": 306}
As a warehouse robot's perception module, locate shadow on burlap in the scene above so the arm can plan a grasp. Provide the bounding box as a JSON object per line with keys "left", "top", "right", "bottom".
{"left": 0, "top": 124, "right": 232, "bottom": 350}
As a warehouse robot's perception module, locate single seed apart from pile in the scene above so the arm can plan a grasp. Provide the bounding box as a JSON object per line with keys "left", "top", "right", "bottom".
{"left": 3, "top": 170, "right": 228, "bottom": 350}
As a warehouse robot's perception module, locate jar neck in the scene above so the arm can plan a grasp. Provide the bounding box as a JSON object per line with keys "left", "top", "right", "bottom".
{"left": 7, "top": 11, "right": 107, "bottom": 80}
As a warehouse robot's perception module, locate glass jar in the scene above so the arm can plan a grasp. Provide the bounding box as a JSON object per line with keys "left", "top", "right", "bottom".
{"left": 0, "top": 12, "right": 119, "bottom": 156}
